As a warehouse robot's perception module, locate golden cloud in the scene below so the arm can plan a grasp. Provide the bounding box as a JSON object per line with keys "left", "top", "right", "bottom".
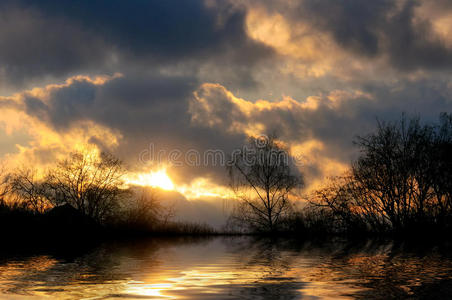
{"left": 190, "top": 83, "right": 372, "bottom": 133}
{"left": 190, "top": 83, "right": 359, "bottom": 193}
{"left": 0, "top": 74, "right": 122, "bottom": 171}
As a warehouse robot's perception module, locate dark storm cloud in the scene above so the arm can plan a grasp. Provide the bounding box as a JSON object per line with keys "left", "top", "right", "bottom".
{"left": 0, "top": 0, "right": 272, "bottom": 88}
{"left": 30, "top": 80, "right": 97, "bottom": 129}
{"left": 21, "top": 73, "right": 247, "bottom": 185}
{"left": 300, "top": 0, "right": 391, "bottom": 56}
{"left": 189, "top": 77, "right": 452, "bottom": 182}
{"left": 3, "top": 0, "right": 452, "bottom": 191}
{"left": 316, "top": 0, "right": 452, "bottom": 70}
{"left": 260, "top": 0, "right": 452, "bottom": 71}
{"left": 24, "top": 0, "right": 251, "bottom": 59}
{"left": 17, "top": 69, "right": 452, "bottom": 190}
{"left": 0, "top": 6, "right": 110, "bottom": 86}
{"left": 21, "top": 74, "right": 192, "bottom": 132}
{"left": 284, "top": 79, "right": 451, "bottom": 153}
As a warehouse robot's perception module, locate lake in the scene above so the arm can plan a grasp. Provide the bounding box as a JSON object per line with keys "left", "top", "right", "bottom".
{"left": 1, "top": 237, "right": 452, "bottom": 299}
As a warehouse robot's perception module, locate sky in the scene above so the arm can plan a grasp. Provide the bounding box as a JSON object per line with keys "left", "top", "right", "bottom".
{"left": 1, "top": 0, "right": 452, "bottom": 225}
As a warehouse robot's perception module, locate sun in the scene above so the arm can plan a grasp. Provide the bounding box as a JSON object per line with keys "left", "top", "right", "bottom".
{"left": 147, "top": 169, "right": 174, "bottom": 190}
{"left": 126, "top": 169, "right": 175, "bottom": 190}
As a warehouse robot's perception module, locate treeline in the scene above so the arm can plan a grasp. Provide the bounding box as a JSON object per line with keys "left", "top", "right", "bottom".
{"left": 227, "top": 113, "right": 452, "bottom": 238}
{"left": 307, "top": 113, "right": 452, "bottom": 236}
{"left": 2, "top": 113, "right": 451, "bottom": 240}
{"left": 0, "top": 151, "right": 215, "bottom": 239}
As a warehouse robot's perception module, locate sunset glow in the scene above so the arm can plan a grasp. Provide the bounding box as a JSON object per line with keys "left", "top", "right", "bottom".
{"left": 126, "top": 169, "right": 175, "bottom": 191}
{"left": 1, "top": 1, "right": 452, "bottom": 299}
{"left": 125, "top": 171, "right": 236, "bottom": 201}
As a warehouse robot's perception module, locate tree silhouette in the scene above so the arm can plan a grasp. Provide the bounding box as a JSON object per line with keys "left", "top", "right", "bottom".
{"left": 313, "top": 113, "right": 452, "bottom": 234}
{"left": 227, "top": 135, "right": 303, "bottom": 232}
{"left": 46, "top": 151, "right": 125, "bottom": 223}
{"left": 10, "top": 168, "right": 50, "bottom": 214}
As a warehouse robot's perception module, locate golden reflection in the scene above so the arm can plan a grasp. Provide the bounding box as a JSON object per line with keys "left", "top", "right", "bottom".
{"left": 1, "top": 239, "right": 452, "bottom": 299}
{"left": 125, "top": 282, "right": 175, "bottom": 298}
{"left": 0, "top": 256, "right": 57, "bottom": 279}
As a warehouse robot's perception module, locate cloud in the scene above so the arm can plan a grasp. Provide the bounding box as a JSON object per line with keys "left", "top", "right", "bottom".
{"left": 0, "top": 75, "right": 123, "bottom": 170}
{"left": 3, "top": 69, "right": 451, "bottom": 191}
{"left": 242, "top": 0, "right": 452, "bottom": 73}
{"left": 1, "top": 74, "right": 247, "bottom": 187}
{"left": 188, "top": 80, "right": 452, "bottom": 188}
{"left": 0, "top": 0, "right": 273, "bottom": 91}
{"left": 0, "top": 5, "right": 112, "bottom": 90}
{"left": 1, "top": 0, "right": 452, "bottom": 225}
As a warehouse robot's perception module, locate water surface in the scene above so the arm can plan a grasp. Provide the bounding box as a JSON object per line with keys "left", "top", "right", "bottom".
{"left": 1, "top": 237, "right": 452, "bottom": 299}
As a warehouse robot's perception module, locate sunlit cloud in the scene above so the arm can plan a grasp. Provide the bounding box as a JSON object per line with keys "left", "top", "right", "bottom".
{"left": 0, "top": 74, "right": 122, "bottom": 171}
{"left": 126, "top": 167, "right": 235, "bottom": 201}
{"left": 125, "top": 168, "right": 175, "bottom": 191}
{"left": 245, "top": 6, "right": 338, "bottom": 78}
{"left": 190, "top": 82, "right": 373, "bottom": 136}
{"left": 0, "top": 0, "right": 452, "bottom": 226}
{"left": 176, "top": 178, "right": 235, "bottom": 200}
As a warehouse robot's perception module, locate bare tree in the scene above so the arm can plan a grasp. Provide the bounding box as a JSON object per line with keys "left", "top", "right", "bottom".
{"left": 118, "top": 186, "right": 176, "bottom": 230}
{"left": 122, "top": 187, "right": 161, "bottom": 228}
{"left": 46, "top": 151, "right": 126, "bottom": 223}
{"left": 0, "top": 165, "right": 11, "bottom": 204}
{"left": 311, "top": 174, "right": 388, "bottom": 233}
{"left": 10, "top": 168, "right": 51, "bottom": 214}
{"left": 227, "top": 135, "right": 303, "bottom": 232}
{"left": 429, "top": 113, "right": 452, "bottom": 227}
{"left": 313, "top": 113, "right": 452, "bottom": 234}
{"left": 352, "top": 115, "right": 437, "bottom": 230}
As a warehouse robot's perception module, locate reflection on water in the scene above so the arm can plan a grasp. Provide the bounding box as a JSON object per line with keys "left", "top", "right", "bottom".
{"left": 1, "top": 237, "right": 452, "bottom": 299}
